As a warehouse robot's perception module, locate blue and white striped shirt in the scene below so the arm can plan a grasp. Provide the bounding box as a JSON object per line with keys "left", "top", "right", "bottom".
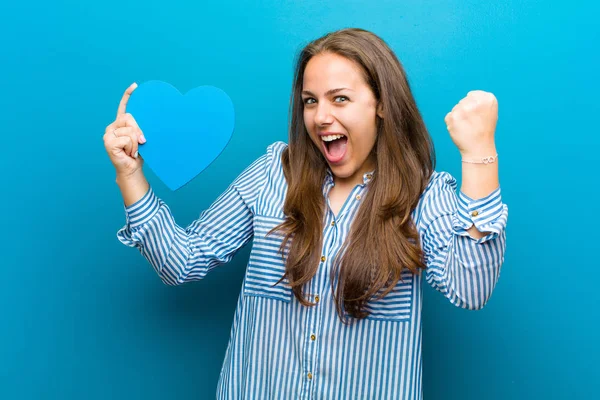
{"left": 117, "top": 141, "right": 508, "bottom": 399}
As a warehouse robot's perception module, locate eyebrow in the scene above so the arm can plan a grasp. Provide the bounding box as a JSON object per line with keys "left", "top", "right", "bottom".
{"left": 301, "top": 88, "right": 353, "bottom": 97}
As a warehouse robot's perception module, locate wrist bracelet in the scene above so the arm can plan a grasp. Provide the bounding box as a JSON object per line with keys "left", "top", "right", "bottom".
{"left": 462, "top": 154, "right": 498, "bottom": 164}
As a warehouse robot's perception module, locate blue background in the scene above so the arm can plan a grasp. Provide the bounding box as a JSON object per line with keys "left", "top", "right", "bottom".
{"left": 1, "top": 0, "right": 598, "bottom": 398}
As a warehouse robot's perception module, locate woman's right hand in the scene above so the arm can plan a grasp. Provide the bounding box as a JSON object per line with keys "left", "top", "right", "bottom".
{"left": 103, "top": 82, "right": 147, "bottom": 178}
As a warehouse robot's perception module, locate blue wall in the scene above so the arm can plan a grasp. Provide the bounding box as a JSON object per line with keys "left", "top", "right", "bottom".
{"left": 1, "top": 0, "right": 598, "bottom": 398}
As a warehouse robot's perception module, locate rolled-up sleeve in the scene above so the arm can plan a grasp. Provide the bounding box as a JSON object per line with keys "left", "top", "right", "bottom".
{"left": 116, "top": 149, "right": 271, "bottom": 286}
{"left": 419, "top": 172, "right": 508, "bottom": 310}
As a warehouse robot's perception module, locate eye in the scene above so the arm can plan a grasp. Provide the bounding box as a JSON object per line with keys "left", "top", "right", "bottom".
{"left": 334, "top": 96, "right": 349, "bottom": 103}
{"left": 303, "top": 97, "right": 316, "bottom": 105}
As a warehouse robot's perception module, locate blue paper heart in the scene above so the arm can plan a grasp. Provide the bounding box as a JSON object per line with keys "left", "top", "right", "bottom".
{"left": 127, "top": 80, "right": 235, "bottom": 191}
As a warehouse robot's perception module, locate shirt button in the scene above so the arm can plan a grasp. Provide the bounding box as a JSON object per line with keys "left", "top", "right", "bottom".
{"left": 471, "top": 210, "right": 479, "bottom": 217}
{"left": 307, "top": 373, "right": 313, "bottom": 380}
{"left": 331, "top": 221, "right": 335, "bottom": 227}
{"left": 314, "top": 295, "right": 320, "bottom": 303}
{"left": 321, "top": 256, "right": 326, "bottom": 262}
{"left": 355, "top": 195, "right": 361, "bottom": 200}
{"left": 310, "top": 334, "right": 316, "bottom": 341}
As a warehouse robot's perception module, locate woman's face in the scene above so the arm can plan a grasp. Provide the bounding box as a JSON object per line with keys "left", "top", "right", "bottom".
{"left": 302, "top": 52, "right": 382, "bottom": 186}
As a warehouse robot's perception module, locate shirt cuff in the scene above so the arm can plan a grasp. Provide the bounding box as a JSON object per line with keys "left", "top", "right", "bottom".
{"left": 124, "top": 186, "right": 161, "bottom": 230}
{"left": 454, "top": 186, "right": 507, "bottom": 241}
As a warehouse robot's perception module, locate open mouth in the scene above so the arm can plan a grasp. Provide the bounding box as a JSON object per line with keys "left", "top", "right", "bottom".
{"left": 321, "top": 134, "right": 348, "bottom": 163}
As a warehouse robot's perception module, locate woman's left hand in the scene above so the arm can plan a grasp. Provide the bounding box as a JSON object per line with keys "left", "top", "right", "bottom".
{"left": 445, "top": 90, "right": 498, "bottom": 158}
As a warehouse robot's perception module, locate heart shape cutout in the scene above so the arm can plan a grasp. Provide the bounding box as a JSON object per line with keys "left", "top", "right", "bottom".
{"left": 127, "top": 80, "right": 235, "bottom": 191}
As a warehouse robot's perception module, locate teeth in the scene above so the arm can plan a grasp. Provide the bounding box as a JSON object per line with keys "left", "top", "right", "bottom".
{"left": 321, "top": 134, "right": 344, "bottom": 142}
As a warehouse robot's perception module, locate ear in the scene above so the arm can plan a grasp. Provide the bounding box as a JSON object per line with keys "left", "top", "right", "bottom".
{"left": 376, "top": 102, "right": 384, "bottom": 119}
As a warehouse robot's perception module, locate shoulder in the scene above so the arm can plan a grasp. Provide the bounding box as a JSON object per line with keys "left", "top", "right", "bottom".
{"left": 266, "top": 141, "right": 288, "bottom": 157}
{"left": 414, "top": 170, "right": 459, "bottom": 217}
{"left": 241, "top": 141, "right": 288, "bottom": 172}
{"left": 262, "top": 140, "right": 289, "bottom": 170}
{"left": 423, "top": 170, "right": 458, "bottom": 195}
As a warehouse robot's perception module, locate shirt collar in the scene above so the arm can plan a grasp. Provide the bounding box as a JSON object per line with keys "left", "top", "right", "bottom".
{"left": 324, "top": 169, "right": 375, "bottom": 186}
{"left": 362, "top": 171, "right": 375, "bottom": 185}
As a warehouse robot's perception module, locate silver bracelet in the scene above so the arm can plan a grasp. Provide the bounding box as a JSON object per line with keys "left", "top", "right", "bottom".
{"left": 462, "top": 154, "right": 498, "bottom": 164}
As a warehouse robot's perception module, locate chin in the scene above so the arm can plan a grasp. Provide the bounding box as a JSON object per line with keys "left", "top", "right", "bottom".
{"left": 329, "top": 164, "right": 355, "bottom": 179}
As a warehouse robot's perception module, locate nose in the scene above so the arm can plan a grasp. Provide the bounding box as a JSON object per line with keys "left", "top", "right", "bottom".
{"left": 314, "top": 102, "right": 334, "bottom": 126}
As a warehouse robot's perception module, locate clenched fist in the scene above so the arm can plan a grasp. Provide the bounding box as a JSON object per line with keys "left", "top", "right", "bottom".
{"left": 445, "top": 90, "right": 498, "bottom": 158}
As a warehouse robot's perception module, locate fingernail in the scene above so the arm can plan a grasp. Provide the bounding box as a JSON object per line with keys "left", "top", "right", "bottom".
{"left": 140, "top": 134, "right": 146, "bottom": 143}
{"left": 134, "top": 151, "right": 139, "bottom": 159}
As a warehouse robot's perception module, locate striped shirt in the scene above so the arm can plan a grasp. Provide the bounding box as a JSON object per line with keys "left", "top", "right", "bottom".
{"left": 117, "top": 141, "right": 508, "bottom": 399}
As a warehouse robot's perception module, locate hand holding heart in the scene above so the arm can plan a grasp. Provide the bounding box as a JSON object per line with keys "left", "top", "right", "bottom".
{"left": 445, "top": 90, "right": 498, "bottom": 158}
{"left": 103, "top": 80, "right": 235, "bottom": 191}
{"left": 103, "top": 82, "right": 146, "bottom": 178}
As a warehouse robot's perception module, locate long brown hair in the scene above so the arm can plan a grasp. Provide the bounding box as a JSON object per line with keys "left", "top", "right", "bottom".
{"left": 272, "top": 28, "right": 436, "bottom": 323}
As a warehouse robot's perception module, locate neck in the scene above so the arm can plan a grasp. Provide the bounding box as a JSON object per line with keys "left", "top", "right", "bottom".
{"left": 333, "top": 156, "right": 375, "bottom": 188}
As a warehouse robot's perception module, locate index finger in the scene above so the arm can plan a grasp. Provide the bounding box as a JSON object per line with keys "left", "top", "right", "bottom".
{"left": 117, "top": 82, "right": 138, "bottom": 117}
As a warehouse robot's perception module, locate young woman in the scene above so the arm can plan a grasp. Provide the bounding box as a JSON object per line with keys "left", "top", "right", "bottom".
{"left": 103, "top": 28, "right": 507, "bottom": 400}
